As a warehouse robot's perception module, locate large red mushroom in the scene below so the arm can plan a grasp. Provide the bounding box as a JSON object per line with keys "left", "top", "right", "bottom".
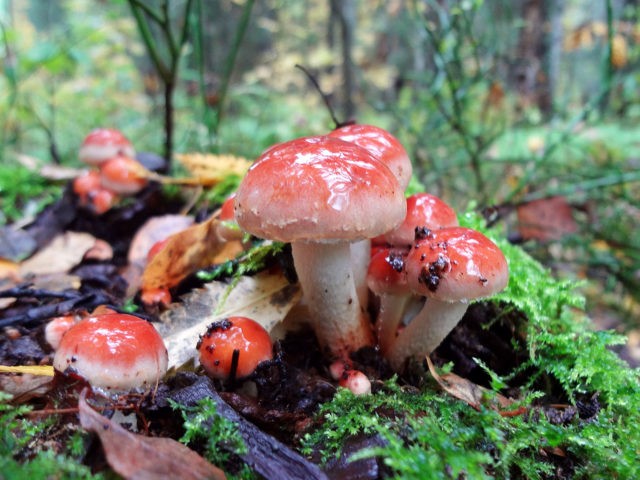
{"left": 234, "top": 135, "right": 406, "bottom": 358}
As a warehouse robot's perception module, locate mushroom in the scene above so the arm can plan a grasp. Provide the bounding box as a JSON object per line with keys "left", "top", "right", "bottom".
{"left": 328, "top": 124, "right": 412, "bottom": 190}
{"left": 329, "top": 359, "right": 372, "bottom": 395}
{"left": 216, "top": 193, "right": 243, "bottom": 242}
{"left": 99, "top": 154, "right": 148, "bottom": 195}
{"left": 367, "top": 247, "right": 416, "bottom": 355}
{"left": 386, "top": 227, "right": 509, "bottom": 371}
{"left": 79, "top": 128, "right": 135, "bottom": 166}
{"left": 44, "top": 314, "right": 79, "bottom": 351}
{"left": 328, "top": 124, "right": 413, "bottom": 308}
{"left": 73, "top": 170, "right": 118, "bottom": 214}
{"left": 235, "top": 135, "right": 406, "bottom": 358}
{"left": 379, "top": 192, "right": 458, "bottom": 248}
{"left": 197, "top": 316, "right": 273, "bottom": 381}
{"left": 53, "top": 313, "right": 168, "bottom": 392}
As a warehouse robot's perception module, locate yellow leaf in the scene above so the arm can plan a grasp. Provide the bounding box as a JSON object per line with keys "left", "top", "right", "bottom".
{"left": 172, "top": 153, "right": 252, "bottom": 186}
{"left": 0, "top": 365, "right": 55, "bottom": 376}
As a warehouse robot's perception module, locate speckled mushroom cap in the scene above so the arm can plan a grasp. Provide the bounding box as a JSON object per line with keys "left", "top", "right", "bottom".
{"left": 53, "top": 313, "right": 168, "bottom": 391}
{"left": 383, "top": 193, "right": 458, "bottom": 247}
{"left": 405, "top": 227, "right": 508, "bottom": 302}
{"left": 328, "top": 124, "right": 412, "bottom": 190}
{"left": 235, "top": 136, "right": 406, "bottom": 243}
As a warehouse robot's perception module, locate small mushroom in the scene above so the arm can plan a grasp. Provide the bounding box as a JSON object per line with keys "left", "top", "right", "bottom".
{"left": 79, "top": 128, "right": 135, "bottom": 166}
{"left": 378, "top": 192, "right": 458, "bottom": 248}
{"left": 53, "top": 313, "right": 168, "bottom": 392}
{"left": 367, "top": 247, "right": 417, "bottom": 355}
{"left": 197, "top": 316, "right": 273, "bottom": 381}
{"left": 235, "top": 136, "right": 406, "bottom": 358}
{"left": 386, "top": 227, "right": 509, "bottom": 371}
{"left": 44, "top": 314, "right": 79, "bottom": 351}
{"left": 99, "top": 154, "right": 148, "bottom": 195}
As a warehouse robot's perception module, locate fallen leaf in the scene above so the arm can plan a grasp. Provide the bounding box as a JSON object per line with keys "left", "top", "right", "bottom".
{"left": 123, "top": 215, "right": 195, "bottom": 297}
{"left": 0, "top": 372, "right": 53, "bottom": 400}
{"left": 158, "top": 272, "right": 301, "bottom": 369}
{"left": 0, "top": 226, "right": 38, "bottom": 262}
{"left": 19, "top": 231, "right": 99, "bottom": 276}
{"left": 78, "top": 390, "right": 226, "bottom": 480}
{"left": 140, "top": 216, "right": 243, "bottom": 295}
{"left": 516, "top": 196, "right": 578, "bottom": 241}
{"left": 174, "top": 153, "right": 252, "bottom": 186}
{"left": 426, "top": 357, "right": 526, "bottom": 416}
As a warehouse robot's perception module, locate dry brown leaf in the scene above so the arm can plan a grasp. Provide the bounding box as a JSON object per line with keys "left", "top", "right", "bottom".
{"left": 516, "top": 196, "right": 578, "bottom": 242}
{"left": 140, "top": 216, "right": 243, "bottom": 295}
{"left": 158, "top": 272, "right": 301, "bottom": 369}
{"left": 123, "top": 215, "right": 195, "bottom": 296}
{"left": 78, "top": 390, "right": 226, "bottom": 480}
{"left": 426, "top": 357, "right": 526, "bottom": 416}
{"left": 0, "top": 372, "right": 54, "bottom": 400}
{"left": 19, "top": 232, "right": 99, "bottom": 276}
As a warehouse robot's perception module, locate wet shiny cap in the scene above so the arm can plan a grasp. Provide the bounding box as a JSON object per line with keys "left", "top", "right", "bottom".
{"left": 235, "top": 135, "right": 406, "bottom": 243}
{"left": 405, "top": 227, "right": 508, "bottom": 302}
{"left": 328, "top": 124, "right": 412, "bottom": 190}
{"left": 384, "top": 193, "right": 458, "bottom": 247}
{"left": 53, "top": 313, "right": 168, "bottom": 391}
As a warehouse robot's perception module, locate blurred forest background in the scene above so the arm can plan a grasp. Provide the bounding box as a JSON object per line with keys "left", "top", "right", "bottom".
{"left": 1, "top": 0, "right": 639, "bottom": 362}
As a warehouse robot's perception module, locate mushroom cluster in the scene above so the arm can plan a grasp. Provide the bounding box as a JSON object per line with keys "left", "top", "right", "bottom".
{"left": 73, "top": 128, "right": 148, "bottom": 214}
{"left": 230, "top": 124, "right": 509, "bottom": 383}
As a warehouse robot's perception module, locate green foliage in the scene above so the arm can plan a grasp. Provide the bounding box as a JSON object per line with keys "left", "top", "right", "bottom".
{"left": 0, "top": 393, "right": 99, "bottom": 479}
{"left": 0, "top": 164, "right": 60, "bottom": 225}
{"left": 301, "top": 211, "right": 640, "bottom": 479}
{"left": 198, "top": 240, "right": 286, "bottom": 283}
{"left": 170, "top": 397, "right": 251, "bottom": 477}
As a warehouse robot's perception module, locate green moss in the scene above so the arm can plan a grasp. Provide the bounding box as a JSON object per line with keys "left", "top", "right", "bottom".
{"left": 301, "top": 210, "right": 640, "bottom": 479}
{"left": 0, "top": 164, "right": 61, "bottom": 225}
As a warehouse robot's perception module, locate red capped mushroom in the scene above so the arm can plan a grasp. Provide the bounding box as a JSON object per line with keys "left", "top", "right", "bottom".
{"left": 79, "top": 128, "right": 135, "bottom": 166}
{"left": 197, "top": 316, "right": 273, "bottom": 381}
{"left": 216, "top": 193, "right": 243, "bottom": 242}
{"left": 234, "top": 136, "right": 406, "bottom": 358}
{"left": 386, "top": 227, "right": 509, "bottom": 371}
{"left": 99, "top": 155, "right": 148, "bottom": 195}
{"left": 367, "top": 247, "right": 420, "bottom": 355}
{"left": 328, "top": 124, "right": 412, "bottom": 190}
{"left": 53, "top": 313, "right": 168, "bottom": 392}
{"left": 45, "top": 314, "right": 79, "bottom": 351}
{"left": 378, "top": 192, "right": 458, "bottom": 247}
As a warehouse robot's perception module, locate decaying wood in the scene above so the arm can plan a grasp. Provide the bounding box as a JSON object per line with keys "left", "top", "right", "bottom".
{"left": 169, "top": 376, "right": 328, "bottom": 480}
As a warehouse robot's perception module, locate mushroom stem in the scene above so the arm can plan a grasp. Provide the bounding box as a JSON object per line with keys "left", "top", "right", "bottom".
{"left": 350, "top": 239, "right": 371, "bottom": 310}
{"left": 292, "top": 240, "right": 373, "bottom": 357}
{"left": 386, "top": 298, "right": 468, "bottom": 371}
{"left": 376, "top": 293, "right": 420, "bottom": 356}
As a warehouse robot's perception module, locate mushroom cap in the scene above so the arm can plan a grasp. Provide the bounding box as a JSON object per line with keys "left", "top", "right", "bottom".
{"left": 235, "top": 136, "right": 406, "bottom": 243}
{"left": 383, "top": 193, "right": 458, "bottom": 247}
{"left": 99, "top": 155, "right": 148, "bottom": 195}
{"left": 53, "top": 313, "right": 168, "bottom": 391}
{"left": 405, "top": 227, "right": 508, "bottom": 302}
{"left": 328, "top": 124, "right": 412, "bottom": 190}
{"left": 79, "top": 128, "right": 135, "bottom": 166}
{"left": 367, "top": 248, "right": 409, "bottom": 295}
{"left": 197, "top": 316, "right": 272, "bottom": 380}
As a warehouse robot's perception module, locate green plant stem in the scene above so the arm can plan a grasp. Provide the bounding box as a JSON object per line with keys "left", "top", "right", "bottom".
{"left": 600, "top": 0, "right": 614, "bottom": 114}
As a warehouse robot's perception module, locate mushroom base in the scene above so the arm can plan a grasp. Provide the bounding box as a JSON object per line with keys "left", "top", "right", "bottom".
{"left": 292, "top": 241, "right": 374, "bottom": 358}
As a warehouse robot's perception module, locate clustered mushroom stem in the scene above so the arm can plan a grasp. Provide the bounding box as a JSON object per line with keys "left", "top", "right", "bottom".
{"left": 387, "top": 298, "right": 469, "bottom": 371}
{"left": 291, "top": 240, "right": 373, "bottom": 358}
{"left": 377, "top": 294, "right": 419, "bottom": 356}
